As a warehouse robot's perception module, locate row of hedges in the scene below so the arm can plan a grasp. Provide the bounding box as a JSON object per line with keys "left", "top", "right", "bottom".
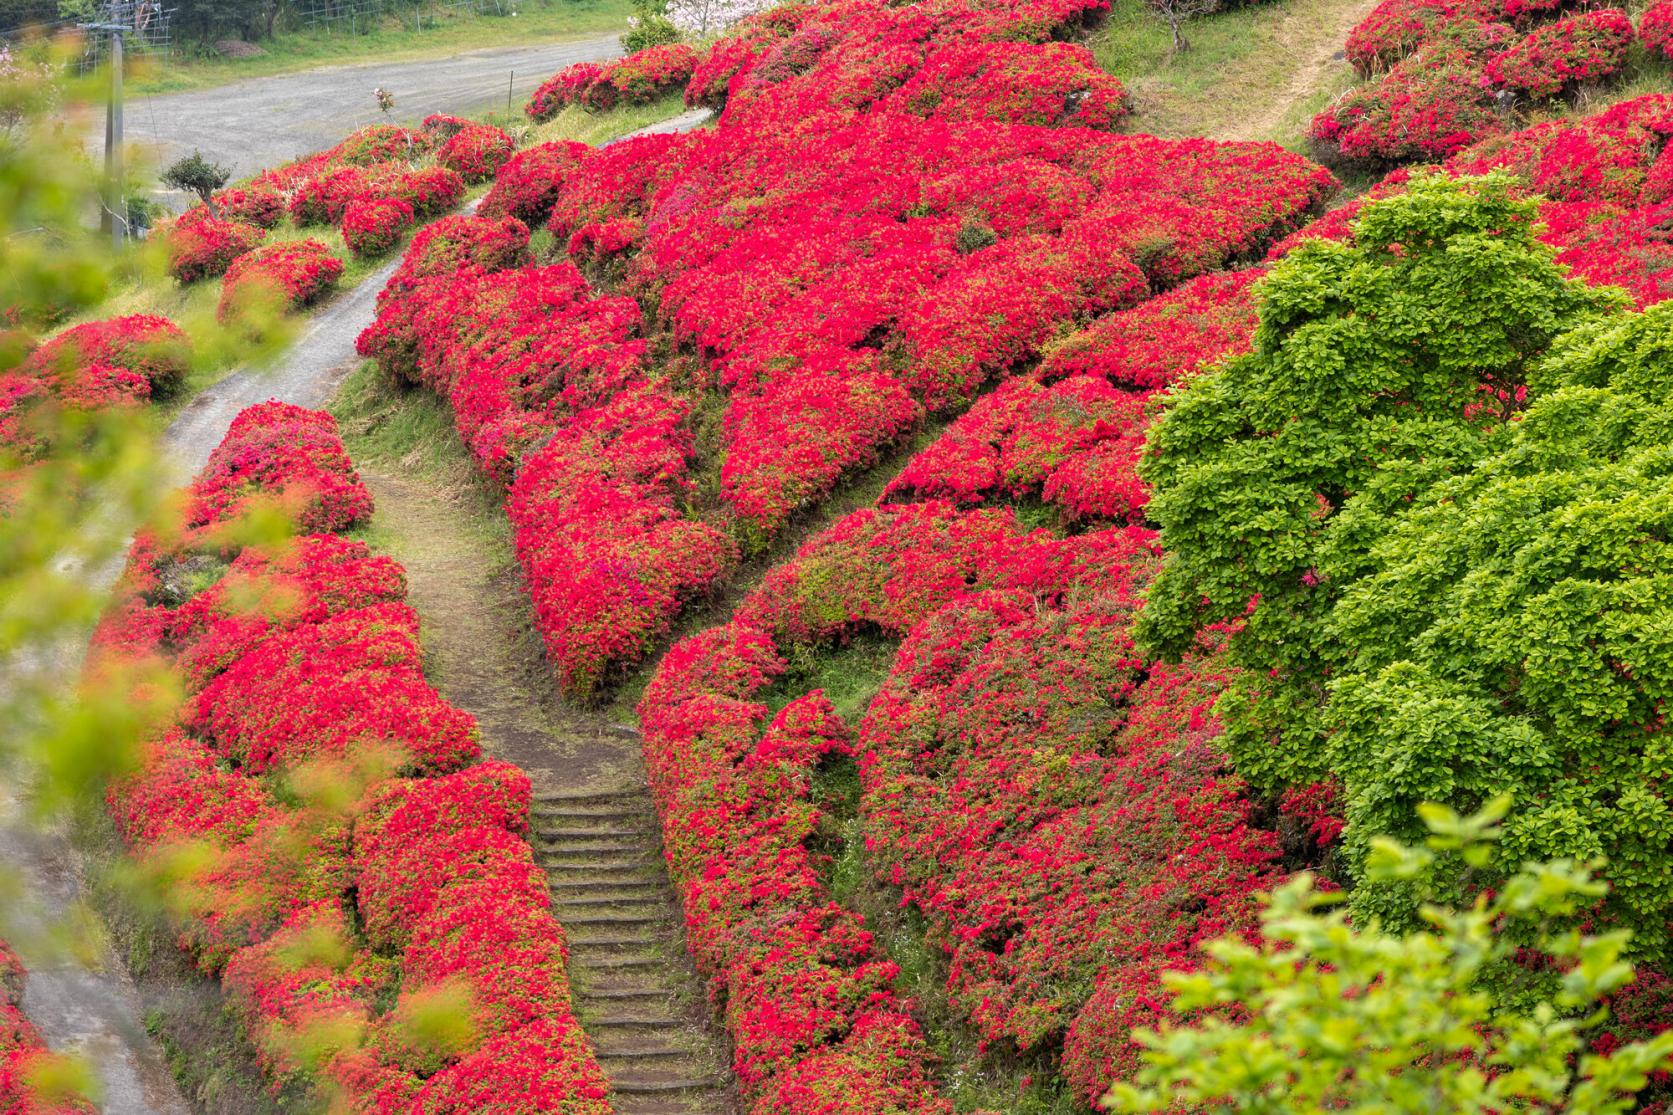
{"left": 162, "top": 117, "right": 512, "bottom": 302}
{"left": 91, "top": 402, "right": 613, "bottom": 1112}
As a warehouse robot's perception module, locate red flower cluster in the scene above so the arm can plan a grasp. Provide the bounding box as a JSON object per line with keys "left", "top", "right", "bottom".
{"left": 22, "top": 314, "right": 189, "bottom": 396}
{"left": 94, "top": 402, "right": 612, "bottom": 1111}
{"left": 1283, "top": 95, "right": 1673, "bottom": 308}
{"left": 1344, "top": 0, "right": 1498, "bottom": 73}
{"left": 641, "top": 494, "right": 1281, "bottom": 1104}
{"left": 342, "top": 197, "right": 417, "bottom": 258}
{"left": 525, "top": 60, "right": 605, "bottom": 120}
{"left": 478, "top": 141, "right": 588, "bottom": 226}
{"left": 374, "top": 0, "right": 1333, "bottom": 701}
{"left": 887, "top": 40, "right": 1130, "bottom": 129}
{"left": 1643, "top": 0, "right": 1673, "bottom": 59}
{"left": 1310, "top": 21, "right": 1511, "bottom": 162}
{"left": 436, "top": 124, "right": 515, "bottom": 184}
{"left": 255, "top": 123, "right": 466, "bottom": 255}
{"left": 218, "top": 239, "right": 344, "bottom": 322}
{"left": 0, "top": 941, "right": 93, "bottom": 1115}
{"left": 212, "top": 185, "right": 286, "bottom": 228}
{"left": 1483, "top": 8, "right": 1633, "bottom": 97}
{"left": 528, "top": 44, "right": 697, "bottom": 118}
{"left": 164, "top": 209, "right": 268, "bottom": 283}
{"left": 1319, "top": 0, "right": 1641, "bottom": 163}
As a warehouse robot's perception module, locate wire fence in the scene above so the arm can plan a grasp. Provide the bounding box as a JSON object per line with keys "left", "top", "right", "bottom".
{"left": 293, "top": 0, "right": 521, "bottom": 32}
{"left": 77, "top": 0, "right": 176, "bottom": 65}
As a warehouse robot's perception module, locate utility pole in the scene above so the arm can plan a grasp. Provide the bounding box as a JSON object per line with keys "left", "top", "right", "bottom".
{"left": 82, "top": 19, "right": 128, "bottom": 247}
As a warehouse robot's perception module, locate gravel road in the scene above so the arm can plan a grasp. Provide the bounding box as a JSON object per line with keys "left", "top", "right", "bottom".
{"left": 125, "top": 33, "right": 624, "bottom": 180}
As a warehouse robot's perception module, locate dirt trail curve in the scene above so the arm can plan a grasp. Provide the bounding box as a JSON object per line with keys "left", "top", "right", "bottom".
{"left": 124, "top": 34, "right": 625, "bottom": 180}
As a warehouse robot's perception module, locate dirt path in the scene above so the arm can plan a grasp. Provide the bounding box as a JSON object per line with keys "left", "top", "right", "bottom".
{"left": 1221, "top": 0, "right": 1376, "bottom": 144}
{"left": 363, "top": 472, "right": 736, "bottom": 1114}
{"left": 123, "top": 33, "right": 624, "bottom": 180}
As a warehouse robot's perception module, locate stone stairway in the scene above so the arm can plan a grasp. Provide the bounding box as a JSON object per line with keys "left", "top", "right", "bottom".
{"left": 531, "top": 787, "right": 733, "bottom": 1114}
{"left": 351, "top": 474, "right": 735, "bottom": 1115}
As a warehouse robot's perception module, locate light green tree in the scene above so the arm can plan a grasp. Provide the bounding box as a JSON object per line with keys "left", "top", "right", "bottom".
{"left": 1107, "top": 798, "right": 1673, "bottom": 1114}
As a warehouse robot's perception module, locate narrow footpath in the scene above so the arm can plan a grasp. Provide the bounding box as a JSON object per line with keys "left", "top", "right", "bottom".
{"left": 362, "top": 473, "right": 736, "bottom": 1115}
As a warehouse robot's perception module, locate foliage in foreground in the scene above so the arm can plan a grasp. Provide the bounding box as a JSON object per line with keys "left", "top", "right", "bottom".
{"left": 1109, "top": 799, "right": 1673, "bottom": 1113}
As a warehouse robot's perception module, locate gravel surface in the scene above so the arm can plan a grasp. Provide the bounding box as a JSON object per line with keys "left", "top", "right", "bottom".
{"left": 125, "top": 33, "right": 625, "bottom": 180}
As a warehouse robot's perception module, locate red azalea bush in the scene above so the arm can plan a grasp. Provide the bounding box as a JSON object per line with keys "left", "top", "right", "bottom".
{"left": 166, "top": 213, "right": 267, "bottom": 283}
{"left": 887, "top": 40, "right": 1130, "bottom": 129}
{"left": 287, "top": 165, "right": 373, "bottom": 226}
{"left": 526, "top": 60, "right": 605, "bottom": 121}
{"left": 331, "top": 123, "right": 432, "bottom": 166}
{"left": 1483, "top": 8, "right": 1633, "bottom": 97}
{"left": 1644, "top": 0, "right": 1673, "bottom": 60}
{"left": 421, "top": 112, "right": 474, "bottom": 138}
{"left": 581, "top": 43, "right": 699, "bottom": 111}
{"left": 94, "top": 402, "right": 611, "bottom": 1111}
{"left": 1344, "top": 0, "right": 1501, "bottom": 73}
{"left": 478, "top": 141, "right": 588, "bottom": 226}
{"left": 342, "top": 196, "right": 416, "bottom": 258}
{"left": 1310, "top": 24, "right": 1510, "bottom": 163}
{"left": 385, "top": 165, "right": 467, "bottom": 219}
{"left": 1283, "top": 95, "right": 1673, "bottom": 306}
{"left": 212, "top": 185, "right": 286, "bottom": 228}
{"left": 218, "top": 239, "right": 344, "bottom": 322}
{"left": 437, "top": 124, "right": 515, "bottom": 184}
{"left": 23, "top": 314, "right": 190, "bottom": 397}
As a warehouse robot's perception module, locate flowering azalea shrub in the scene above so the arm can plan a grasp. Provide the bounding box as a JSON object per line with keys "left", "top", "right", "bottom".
{"left": 437, "top": 124, "right": 515, "bottom": 184}
{"left": 93, "top": 402, "right": 612, "bottom": 1112}
{"left": 218, "top": 239, "right": 344, "bottom": 322}
{"left": 586, "top": 42, "right": 699, "bottom": 110}
{"left": 1310, "top": 22, "right": 1510, "bottom": 163}
{"left": 0, "top": 940, "right": 93, "bottom": 1114}
{"left": 23, "top": 314, "right": 189, "bottom": 397}
{"left": 212, "top": 184, "right": 285, "bottom": 227}
{"left": 477, "top": 141, "right": 588, "bottom": 226}
{"left": 380, "top": 0, "right": 1335, "bottom": 700}
{"left": 1644, "top": 0, "right": 1673, "bottom": 59}
{"left": 385, "top": 165, "right": 467, "bottom": 219}
{"left": 526, "top": 61, "right": 606, "bottom": 120}
{"left": 1483, "top": 8, "right": 1633, "bottom": 97}
{"left": 342, "top": 197, "right": 416, "bottom": 258}
{"left": 886, "top": 40, "right": 1130, "bottom": 128}
{"left": 1344, "top": 0, "right": 1500, "bottom": 73}
{"left": 164, "top": 212, "right": 268, "bottom": 283}
{"left": 1281, "top": 96, "right": 1673, "bottom": 306}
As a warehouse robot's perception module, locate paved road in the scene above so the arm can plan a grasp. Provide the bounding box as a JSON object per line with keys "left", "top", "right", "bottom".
{"left": 125, "top": 33, "right": 624, "bottom": 180}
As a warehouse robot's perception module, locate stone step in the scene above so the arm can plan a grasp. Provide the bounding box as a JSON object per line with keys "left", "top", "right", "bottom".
{"left": 588, "top": 1014, "right": 679, "bottom": 1028}
{"left": 535, "top": 825, "right": 654, "bottom": 839}
{"left": 610, "top": 1076, "right": 726, "bottom": 1095}
{"left": 570, "top": 932, "right": 660, "bottom": 948}
{"left": 533, "top": 804, "right": 656, "bottom": 820}
{"left": 564, "top": 911, "right": 674, "bottom": 928}
{"left": 571, "top": 953, "right": 664, "bottom": 971}
{"left": 535, "top": 788, "right": 647, "bottom": 805}
{"left": 538, "top": 836, "right": 649, "bottom": 853}
{"left": 547, "top": 876, "right": 667, "bottom": 891}
{"left": 584, "top": 986, "right": 671, "bottom": 1001}
{"left": 537, "top": 855, "right": 658, "bottom": 872}
{"left": 553, "top": 893, "right": 669, "bottom": 907}
{"left": 599, "top": 1050, "right": 693, "bottom": 1062}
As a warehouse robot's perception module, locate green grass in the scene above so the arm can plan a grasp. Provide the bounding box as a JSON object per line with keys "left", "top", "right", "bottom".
{"left": 128, "top": 0, "right": 631, "bottom": 95}
{"left": 1093, "top": 0, "right": 1373, "bottom": 145}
